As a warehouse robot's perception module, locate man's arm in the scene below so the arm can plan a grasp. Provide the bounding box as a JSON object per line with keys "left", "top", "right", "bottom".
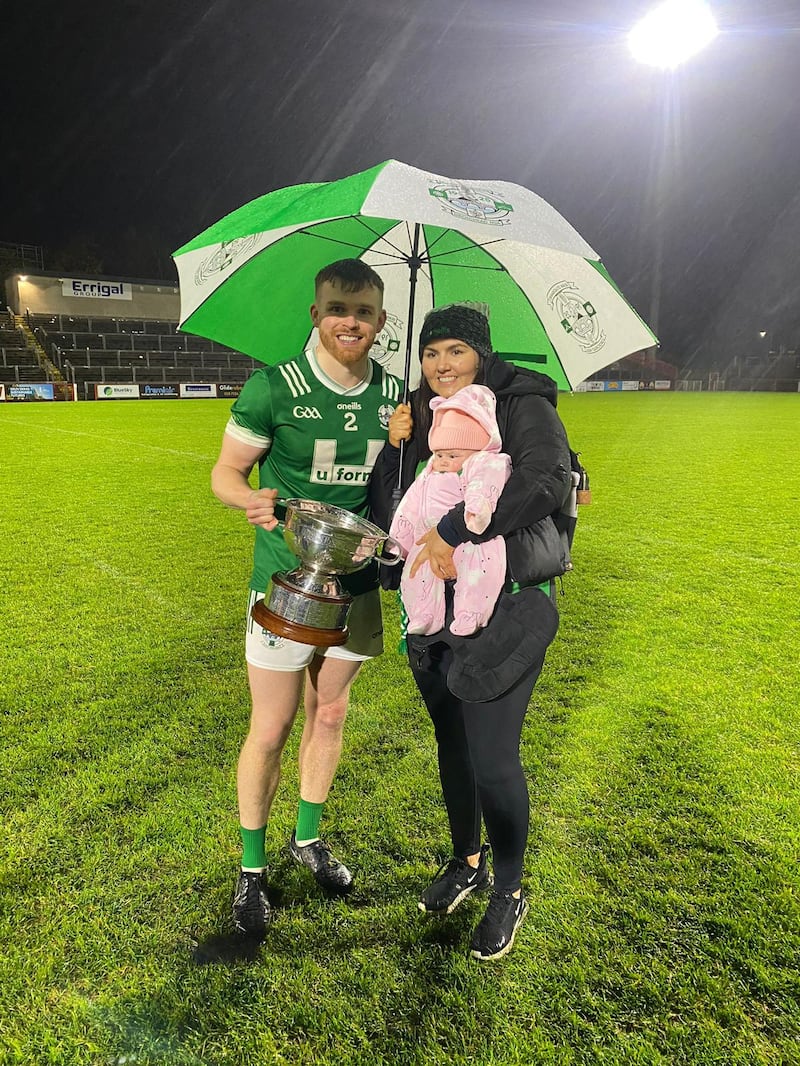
{"left": 211, "top": 433, "right": 279, "bottom": 531}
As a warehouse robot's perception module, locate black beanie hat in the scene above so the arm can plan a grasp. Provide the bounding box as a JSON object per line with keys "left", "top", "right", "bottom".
{"left": 418, "top": 304, "right": 493, "bottom": 361}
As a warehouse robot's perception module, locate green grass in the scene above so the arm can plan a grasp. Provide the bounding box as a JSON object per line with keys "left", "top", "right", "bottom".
{"left": 0, "top": 394, "right": 798, "bottom": 1065}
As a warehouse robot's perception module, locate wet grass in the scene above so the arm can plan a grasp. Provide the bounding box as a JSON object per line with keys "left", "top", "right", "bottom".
{"left": 0, "top": 393, "right": 798, "bottom": 1065}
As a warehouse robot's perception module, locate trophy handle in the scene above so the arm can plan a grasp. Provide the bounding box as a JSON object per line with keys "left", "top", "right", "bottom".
{"left": 376, "top": 536, "right": 404, "bottom": 566}
{"left": 273, "top": 497, "right": 290, "bottom": 531}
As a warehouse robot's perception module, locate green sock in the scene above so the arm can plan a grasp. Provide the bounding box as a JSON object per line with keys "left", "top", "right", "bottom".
{"left": 240, "top": 825, "right": 267, "bottom": 871}
{"left": 295, "top": 800, "right": 324, "bottom": 845}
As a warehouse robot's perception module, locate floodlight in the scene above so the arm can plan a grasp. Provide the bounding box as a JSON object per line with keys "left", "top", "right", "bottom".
{"left": 629, "top": 0, "right": 718, "bottom": 69}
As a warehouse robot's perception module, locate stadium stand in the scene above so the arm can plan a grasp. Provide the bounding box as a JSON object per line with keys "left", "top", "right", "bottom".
{"left": 0, "top": 311, "right": 48, "bottom": 382}
{"left": 27, "top": 313, "right": 259, "bottom": 397}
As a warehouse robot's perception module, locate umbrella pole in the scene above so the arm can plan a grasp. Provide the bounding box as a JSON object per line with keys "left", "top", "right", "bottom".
{"left": 392, "top": 223, "right": 422, "bottom": 513}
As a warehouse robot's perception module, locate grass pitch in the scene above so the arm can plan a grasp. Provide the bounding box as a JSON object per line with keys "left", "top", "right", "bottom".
{"left": 0, "top": 393, "right": 798, "bottom": 1065}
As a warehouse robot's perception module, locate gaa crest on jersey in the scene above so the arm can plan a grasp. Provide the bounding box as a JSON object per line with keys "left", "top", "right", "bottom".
{"left": 547, "top": 281, "right": 606, "bottom": 354}
{"left": 429, "top": 183, "right": 513, "bottom": 226}
{"left": 292, "top": 404, "right": 322, "bottom": 419}
{"left": 378, "top": 403, "right": 395, "bottom": 430}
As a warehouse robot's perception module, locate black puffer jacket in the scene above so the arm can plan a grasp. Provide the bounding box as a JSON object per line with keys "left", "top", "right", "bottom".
{"left": 369, "top": 357, "right": 573, "bottom": 592}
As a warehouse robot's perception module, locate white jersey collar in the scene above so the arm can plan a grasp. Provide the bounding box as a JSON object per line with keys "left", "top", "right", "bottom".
{"left": 305, "top": 347, "right": 374, "bottom": 396}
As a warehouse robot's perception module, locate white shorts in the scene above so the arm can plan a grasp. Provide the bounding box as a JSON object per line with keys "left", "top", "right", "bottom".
{"left": 245, "top": 587, "right": 384, "bottom": 672}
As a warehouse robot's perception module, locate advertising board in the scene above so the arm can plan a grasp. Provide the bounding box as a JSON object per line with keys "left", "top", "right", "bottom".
{"left": 62, "top": 278, "right": 132, "bottom": 301}
{"left": 95, "top": 383, "right": 140, "bottom": 399}
{"left": 179, "top": 383, "right": 217, "bottom": 398}
{"left": 5, "top": 382, "right": 55, "bottom": 401}
{"left": 139, "top": 384, "right": 180, "bottom": 399}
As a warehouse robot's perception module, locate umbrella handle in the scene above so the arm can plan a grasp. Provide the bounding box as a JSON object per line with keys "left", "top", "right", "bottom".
{"left": 394, "top": 222, "right": 420, "bottom": 500}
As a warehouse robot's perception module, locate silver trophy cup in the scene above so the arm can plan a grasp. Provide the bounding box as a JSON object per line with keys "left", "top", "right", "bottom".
{"left": 251, "top": 498, "right": 402, "bottom": 646}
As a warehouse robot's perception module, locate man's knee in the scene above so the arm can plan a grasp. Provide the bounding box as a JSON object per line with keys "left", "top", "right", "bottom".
{"left": 245, "top": 707, "right": 297, "bottom": 755}
{"left": 311, "top": 696, "right": 349, "bottom": 732}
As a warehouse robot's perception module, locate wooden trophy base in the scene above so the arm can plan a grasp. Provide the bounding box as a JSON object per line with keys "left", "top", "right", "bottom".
{"left": 250, "top": 599, "right": 349, "bottom": 647}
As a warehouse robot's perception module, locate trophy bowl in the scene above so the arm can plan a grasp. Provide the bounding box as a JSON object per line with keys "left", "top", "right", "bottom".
{"left": 251, "top": 499, "right": 402, "bottom": 646}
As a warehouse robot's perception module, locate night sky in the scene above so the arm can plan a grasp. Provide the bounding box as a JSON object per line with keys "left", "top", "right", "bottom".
{"left": 3, "top": 0, "right": 799, "bottom": 368}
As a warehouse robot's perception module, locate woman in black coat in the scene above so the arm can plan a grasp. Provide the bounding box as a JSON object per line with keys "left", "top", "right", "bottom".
{"left": 369, "top": 304, "right": 573, "bottom": 961}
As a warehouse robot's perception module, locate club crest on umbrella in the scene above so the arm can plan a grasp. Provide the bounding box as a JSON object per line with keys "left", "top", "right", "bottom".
{"left": 174, "top": 160, "right": 657, "bottom": 389}
{"left": 194, "top": 236, "right": 260, "bottom": 286}
{"left": 429, "top": 183, "right": 514, "bottom": 226}
{"left": 547, "top": 281, "right": 607, "bottom": 355}
{"left": 371, "top": 312, "right": 404, "bottom": 364}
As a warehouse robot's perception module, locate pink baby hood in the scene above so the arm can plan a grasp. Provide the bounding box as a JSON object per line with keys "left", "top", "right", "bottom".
{"left": 428, "top": 384, "right": 503, "bottom": 454}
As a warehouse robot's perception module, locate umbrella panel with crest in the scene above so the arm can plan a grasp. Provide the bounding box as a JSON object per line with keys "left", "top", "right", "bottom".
{"left": 174, "top": 160, "right": 656, "bottom": 391}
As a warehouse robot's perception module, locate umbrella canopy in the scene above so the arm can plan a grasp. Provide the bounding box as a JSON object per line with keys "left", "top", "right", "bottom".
{"left": 173, "top": 160, "right": 656, "bottom": 391}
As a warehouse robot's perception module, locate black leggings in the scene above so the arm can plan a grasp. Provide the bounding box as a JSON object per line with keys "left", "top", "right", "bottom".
{"left": 409, "top": 641, "right": 545, "bottom": 892}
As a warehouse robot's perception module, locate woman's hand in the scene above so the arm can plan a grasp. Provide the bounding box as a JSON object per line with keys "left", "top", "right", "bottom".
{"left": 245, "top": 487, "right": 280, "bottom": 530}
{"left": 410, "top": 527, "right": 456, "bottom": 580}
{"left": 388, "top": 402, "right": 413, "bottom": 447}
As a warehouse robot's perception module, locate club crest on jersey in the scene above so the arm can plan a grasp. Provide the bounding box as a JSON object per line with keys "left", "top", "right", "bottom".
{"left": 311, "top": 439, "right": 385, "bottom": 484}
{"left": 378, "top": 404, "right": 395, "bottom": 430}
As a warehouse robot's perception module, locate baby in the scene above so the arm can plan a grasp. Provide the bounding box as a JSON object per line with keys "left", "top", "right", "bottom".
{"left": 389, "top": 384, "right": 511, "bottom": 636}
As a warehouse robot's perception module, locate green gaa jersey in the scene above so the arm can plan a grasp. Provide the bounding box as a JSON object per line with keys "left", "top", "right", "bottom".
{"left": 227, "top": 347, "right": 401, "bottom": 592}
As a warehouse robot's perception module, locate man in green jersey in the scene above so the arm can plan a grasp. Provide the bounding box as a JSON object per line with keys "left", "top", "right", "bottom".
{"left": 211, "top": 259, "right": 400, "bottom": 938}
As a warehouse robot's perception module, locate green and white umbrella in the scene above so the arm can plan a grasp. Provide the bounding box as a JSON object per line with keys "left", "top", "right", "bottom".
{"left": 173, "top": 159, "right": 656, "bottom": 391}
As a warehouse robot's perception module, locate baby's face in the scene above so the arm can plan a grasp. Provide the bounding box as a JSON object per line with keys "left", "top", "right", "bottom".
{"left": 432, "top": 448, "right": 474, "bottom": 473}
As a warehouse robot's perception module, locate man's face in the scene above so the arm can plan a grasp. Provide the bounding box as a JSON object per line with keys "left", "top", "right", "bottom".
{"left": 311, "top": 281, "right": 386, "bottom": 367}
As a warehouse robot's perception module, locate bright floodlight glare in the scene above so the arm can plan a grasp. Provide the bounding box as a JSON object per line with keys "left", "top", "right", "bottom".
{"left": 629, "top": 0, "right": 719, "bottom": 69}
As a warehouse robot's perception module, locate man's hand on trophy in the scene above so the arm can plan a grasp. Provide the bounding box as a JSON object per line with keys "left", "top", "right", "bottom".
{"left": 246, "top": 487, "right": 280, "bottom": 530}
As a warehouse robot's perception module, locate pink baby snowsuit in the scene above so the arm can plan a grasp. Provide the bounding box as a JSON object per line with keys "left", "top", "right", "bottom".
{"left": 389, "top": 384, "right": 511, "bottom": 637}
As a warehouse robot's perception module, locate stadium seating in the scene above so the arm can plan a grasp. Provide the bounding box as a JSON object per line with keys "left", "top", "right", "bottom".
{"left": 0, "top": 320, "right": 46, "bottom": 382}
{"left": 27, "top": 313, "right": 259, "bottom": 397}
